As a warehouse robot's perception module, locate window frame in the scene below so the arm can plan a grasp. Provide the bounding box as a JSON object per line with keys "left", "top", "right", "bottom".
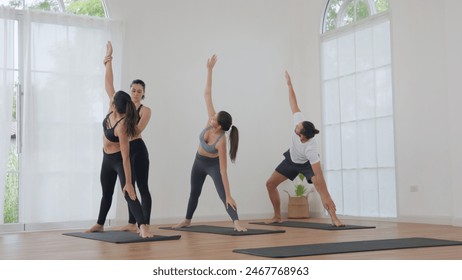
{"left": 319, "top": 1, "right": 396, "bottom": 218}
{"left": 321, "top": 0, "right": 384, "bottom": 34}
{"left": 0, "top": 0, "right": 108, "bottom": 17}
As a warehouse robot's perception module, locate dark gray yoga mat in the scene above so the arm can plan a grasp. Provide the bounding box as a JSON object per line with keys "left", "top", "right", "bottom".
{"left": 63, "top": 231, "right": 181, "bottom": 244}
{"left": 250, "top": 221, "right": 375, "bottom": 230}
{"left": 233, "top": 237, "right": 462, "bottom": 258}
{"left": 160, "top": 225, "right": 285, "bottom": 236}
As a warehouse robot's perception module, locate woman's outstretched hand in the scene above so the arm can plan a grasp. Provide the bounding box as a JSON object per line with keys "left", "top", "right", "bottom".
{"left": 106, "top": 41, "right": 113, "bottom": 57}
{"left": 285, "top": 70, "right": 292, "bottom": 86}
{"left": 103, "top": 56, "right": 112, "bottom": 65}
{"left": 226, "top": 196, "right": 237, "bottom": 211}
{"left": 207, "top": 54, "right": 217, "bottom": 71}
{"left": 103, "top": 41, "right": 113, "bottom": 65}
{"left": 123, "top": 183, "right": 137, "bottom": 201}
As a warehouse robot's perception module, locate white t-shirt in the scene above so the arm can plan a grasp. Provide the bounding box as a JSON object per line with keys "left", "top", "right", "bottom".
{"left": 288, "top": 112, "right": 320, "bottom": 165}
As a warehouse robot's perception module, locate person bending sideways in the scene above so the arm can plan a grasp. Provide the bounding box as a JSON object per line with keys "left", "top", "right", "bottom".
{"left": 173, "top": 55, "right": 247, "bottom": 232}
{"left": 103, "top": 41, "right": 153, "bottom": 232}
{"left": 265, "top": 71, "right": 344, "bottom": 227}
{"left": 85, "top": 48, "right": 153, "bottom": 237}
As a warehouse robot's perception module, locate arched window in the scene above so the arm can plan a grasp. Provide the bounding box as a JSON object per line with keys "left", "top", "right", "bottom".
{"left": 320, "top": 0, "right": 396, "bottom": 218}
{"left": 0, "top": 0, "right": 106, "bottom": 17}
{"left": 322, "top": 0, "right": 389, "bottom": 32}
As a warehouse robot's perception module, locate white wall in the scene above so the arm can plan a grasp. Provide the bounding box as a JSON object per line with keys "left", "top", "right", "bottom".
{"left": 106, "top": 0, "right": 462, "bottom": 226}
{"left": 389, "top": 0, "right": 460, "bottom": 225}
{"left": 445, "top": 0, "right": 462, "bottom": 226}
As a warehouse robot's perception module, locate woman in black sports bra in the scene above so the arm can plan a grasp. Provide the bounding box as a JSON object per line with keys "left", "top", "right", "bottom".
{"left": 173, "top": 54, "right": 247, "bottom": 232}
{"left": 85, "top": 43, "right": 153, "bottom": 238}
{"left": 103, "top": 41, "right": 153, "bottom": 232}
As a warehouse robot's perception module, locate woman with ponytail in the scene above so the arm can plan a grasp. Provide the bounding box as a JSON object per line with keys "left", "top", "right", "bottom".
{"left": 85, "top": 52, "right": 154, "bottom": 238}
{"left": 173, "top": 54, "right": 246, "bottom": 232}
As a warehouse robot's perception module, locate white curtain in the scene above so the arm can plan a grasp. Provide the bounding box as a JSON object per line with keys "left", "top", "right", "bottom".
{"left": 0, "top": 7, "right": 15, "bottom": 224}
{"left": 21, "top": 10, "right": 123, "bottom": 224}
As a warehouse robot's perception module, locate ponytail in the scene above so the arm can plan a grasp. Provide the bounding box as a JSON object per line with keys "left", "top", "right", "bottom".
{"left": 124, "top": 100, "right": 138, "bottom": 137}
{"left": 229, "top": 125, "right": 239, "bottom": 162}
{"left": 113, "top": 90, "right": 138, "bottom": 138}
{"left": 217, "top": 110, "right": 238, "bottom": 162}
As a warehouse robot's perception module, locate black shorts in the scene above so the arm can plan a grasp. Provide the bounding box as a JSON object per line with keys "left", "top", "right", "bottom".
{"left": 275, "top": 150, "right": 314, "bottom": 183}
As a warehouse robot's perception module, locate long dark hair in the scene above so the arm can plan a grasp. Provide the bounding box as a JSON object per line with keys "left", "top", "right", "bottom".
{"left": 113, "top": 90, "right": 138, "bottom": 137}
{"left": 217, "top": 111, "right": 238, "bottom": 162}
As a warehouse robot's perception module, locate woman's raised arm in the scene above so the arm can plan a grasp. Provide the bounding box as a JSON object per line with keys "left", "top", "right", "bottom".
{"left": 204, "top": 54, "right": 218, "bottom": 120}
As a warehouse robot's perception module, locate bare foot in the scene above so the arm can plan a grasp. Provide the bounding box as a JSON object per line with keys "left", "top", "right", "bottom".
{"left": 139, "top": 224, "right": 154, "bottom": 238}
{"left": 264, "top": 217, "right": 282, "bottom": 224}
{"left": 172, "top": 219, "right": 191, "bottom": 228}
{"left": 234, "top": 220, "right": 247, "bottom": 232}
{"left": 120, "top": 223, "right": 137, "bottom": 232}
{"left": 85, "top": 224, "right": 104, "bottom": 233}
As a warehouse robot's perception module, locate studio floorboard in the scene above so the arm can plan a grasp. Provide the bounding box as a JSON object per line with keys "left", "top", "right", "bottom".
{"left": 1, "top": 218, "right": 462, "bottom": 260}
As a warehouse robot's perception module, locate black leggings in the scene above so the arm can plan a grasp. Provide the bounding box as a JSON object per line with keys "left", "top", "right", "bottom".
{"left": 185, "top": 153, "right": 239, "bottom": 221}
{"left": 97, "top": 150, "right": 147, "bottom": 226}
{"left": 128, "top": 139, "right": 151, "bottom": 224}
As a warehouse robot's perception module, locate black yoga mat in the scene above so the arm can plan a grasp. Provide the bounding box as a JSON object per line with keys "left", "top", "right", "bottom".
{"left": 159, "top": 225, "right": 285, "bottom": 236}
{"left": 250, "top": 221, "right": 375, "bottom": 230}
{"left": 63, "top": 231, "right": 181, "bottom": 244}
{"left": 233, "top": 237, "right": 462, "bottom": 258}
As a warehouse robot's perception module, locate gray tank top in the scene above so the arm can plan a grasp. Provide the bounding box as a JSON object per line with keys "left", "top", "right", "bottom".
{"left": 199, "top": 126, "right": 225, "bottom": 154}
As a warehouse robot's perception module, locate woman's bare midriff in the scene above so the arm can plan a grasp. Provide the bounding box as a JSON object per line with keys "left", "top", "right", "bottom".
{"left": 197, "top": 146, "right": 219, "bottom": 158}
{"left": 103, "top": 137, "right": 121, "bottom": 154}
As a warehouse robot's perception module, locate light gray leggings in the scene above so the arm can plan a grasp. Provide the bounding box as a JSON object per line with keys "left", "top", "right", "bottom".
{"left": 185, "top": 153, "right": 239, "bottom": 221}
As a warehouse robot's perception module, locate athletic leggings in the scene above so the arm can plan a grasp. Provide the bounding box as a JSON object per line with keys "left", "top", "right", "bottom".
{"left": 186, "top": 153, "right": 239, "bottom": 221}
{"left": 97, "top": 150, "right": 147, "bottom": 226}
{"left": 128, "top": 138, "right": 151, "bottom": 224}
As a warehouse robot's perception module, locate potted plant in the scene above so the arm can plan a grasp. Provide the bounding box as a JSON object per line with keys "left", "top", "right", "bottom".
{"left": 294, "top": 174, "right": 308, "bottom": 196}
{"left": 285, "top": 173, "right": 312, "bottom": 219}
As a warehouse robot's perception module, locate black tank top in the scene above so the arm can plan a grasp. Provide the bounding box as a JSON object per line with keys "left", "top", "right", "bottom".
{"left": 136, "top": 104, "right": 143, "bottom": 124}
{"left": 103, "top": 112, "right": 125, "bottom": 142}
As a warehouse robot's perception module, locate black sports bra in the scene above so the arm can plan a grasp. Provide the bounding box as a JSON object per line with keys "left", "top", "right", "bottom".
{"left": 103, "top": 112, "right": 124, "bottom": 142}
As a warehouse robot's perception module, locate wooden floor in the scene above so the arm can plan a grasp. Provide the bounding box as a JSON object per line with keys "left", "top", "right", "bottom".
{"left": 1, "top": 218, "right": 462, "bottom": 260}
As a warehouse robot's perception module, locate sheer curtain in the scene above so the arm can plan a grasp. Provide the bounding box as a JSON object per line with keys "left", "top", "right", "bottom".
{"left": 0, "top": 7, "right": 15, "bottom": 224}
{"left": 21, "top": 10, "right": 123, "bottom": 225}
